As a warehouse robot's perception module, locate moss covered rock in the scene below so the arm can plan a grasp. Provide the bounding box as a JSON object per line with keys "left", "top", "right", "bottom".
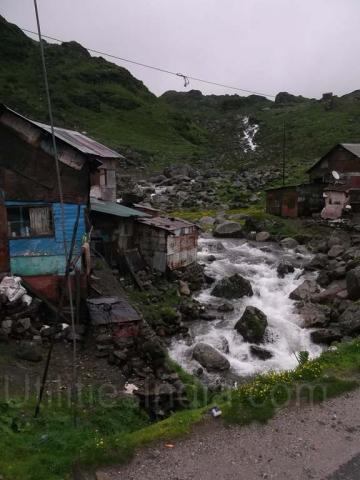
{"left": 235, "top": 306, "right": 268, "bottom": 343}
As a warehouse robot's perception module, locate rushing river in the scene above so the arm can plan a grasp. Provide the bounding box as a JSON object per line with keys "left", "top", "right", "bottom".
{"left": 170, "top": 237, "right": 322, "bottom": 381}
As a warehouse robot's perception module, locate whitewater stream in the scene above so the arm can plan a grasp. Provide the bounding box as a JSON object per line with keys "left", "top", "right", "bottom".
{"left": 170, "top": 237, "right": 322, "bottom": 382}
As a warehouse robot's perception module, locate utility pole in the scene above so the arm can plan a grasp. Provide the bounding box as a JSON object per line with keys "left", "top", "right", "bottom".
{"left": 282, "top": 120, "right": 286, "bottom": 186}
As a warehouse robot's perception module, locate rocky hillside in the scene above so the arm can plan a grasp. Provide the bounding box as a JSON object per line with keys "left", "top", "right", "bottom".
{"left": 2, "top": 15, "right": 360, "bottom": 183}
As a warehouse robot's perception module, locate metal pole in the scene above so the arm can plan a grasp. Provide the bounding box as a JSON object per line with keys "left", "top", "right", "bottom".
{"left": 282, "top": 120, "right": 286, "bottom": 186}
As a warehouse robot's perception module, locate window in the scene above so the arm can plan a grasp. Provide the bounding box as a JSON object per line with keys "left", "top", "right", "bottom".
{"left": 7, "top": 206, "right": 53, "bottom": 238}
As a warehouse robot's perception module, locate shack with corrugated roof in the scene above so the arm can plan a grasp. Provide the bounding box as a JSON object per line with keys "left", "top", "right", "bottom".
{"left": 135, "top": 216, "right": 198, "bottom": 272}
{"left": 0, "top": 104, "right": 124, "bottom": 300}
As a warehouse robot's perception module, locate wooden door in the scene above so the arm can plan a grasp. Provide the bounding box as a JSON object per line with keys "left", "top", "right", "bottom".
{"left": 0, "top": 190, "right": 9, "bottom": 272}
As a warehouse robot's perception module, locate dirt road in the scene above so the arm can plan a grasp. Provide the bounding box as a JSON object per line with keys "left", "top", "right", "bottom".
{"left": 99, "top": 389, "right": 360, "bottom": 480}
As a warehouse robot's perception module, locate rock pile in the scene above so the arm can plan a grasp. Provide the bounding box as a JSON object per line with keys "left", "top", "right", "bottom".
{"left": 131, "top": 164, "right": 280, "bottom": 211}
{"left": 288, "top": 230, "right": 360, "bottom": 344}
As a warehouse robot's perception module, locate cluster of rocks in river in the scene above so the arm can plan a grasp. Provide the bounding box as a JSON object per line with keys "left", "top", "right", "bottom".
{"left": 289, "top": 230, "right": 360, "bottom": 345}
{"left": 118, "top": 163, "right": 281, "bottom": 211}
{"left": 184, "top": 215, "right": 360, "bottom": 377}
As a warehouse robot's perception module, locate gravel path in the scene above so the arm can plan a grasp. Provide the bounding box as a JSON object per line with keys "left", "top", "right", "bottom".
{"left": 98, "top": 389, "right": 360, "bottom": 480}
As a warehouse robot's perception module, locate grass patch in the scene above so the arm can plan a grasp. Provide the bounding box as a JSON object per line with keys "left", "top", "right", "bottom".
{"left": 2, "top": 341, "right": 360, "bottom": 479}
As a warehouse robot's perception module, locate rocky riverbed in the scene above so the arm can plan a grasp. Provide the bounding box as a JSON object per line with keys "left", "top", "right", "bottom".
{"left": 169, "top": 222, "right": 360, "bottom": 389}
{"left": 170, "top": 237, "right": 322, "bottom": 386}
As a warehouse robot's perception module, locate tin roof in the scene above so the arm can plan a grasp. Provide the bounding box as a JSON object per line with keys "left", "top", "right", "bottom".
{"left": 34, "top": 121, "right": 123, "bottom": 159}
{"left": 0, "top": 104, "right": 123, "bottom": 159}
{"left": 136, "top": 216, "right": 197, "bottom": 232}
{"left": 90, "top": 198, "right": 149, "bottom": 218}
{"left": 340, "top": 143, "right": 360, "bottom": 158}
{"left": 307, "top": 143, "right": 360, "bottom": 172}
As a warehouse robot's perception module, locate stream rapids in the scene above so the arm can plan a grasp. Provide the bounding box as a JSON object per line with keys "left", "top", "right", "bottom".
{"left": 170, "top": 237, "right": 322, "bottom": 383}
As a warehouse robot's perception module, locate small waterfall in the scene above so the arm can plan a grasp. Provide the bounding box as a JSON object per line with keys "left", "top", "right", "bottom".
{"left": 170, "top": 238, "right": 322, "bottom": 379}
{"left": 242, "top": 116, "right": 259, "bottom": 152}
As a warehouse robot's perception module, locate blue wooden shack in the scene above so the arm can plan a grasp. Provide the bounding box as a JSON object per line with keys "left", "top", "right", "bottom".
{"left": 0, "top": 104, "right": 124, "bottom": 301}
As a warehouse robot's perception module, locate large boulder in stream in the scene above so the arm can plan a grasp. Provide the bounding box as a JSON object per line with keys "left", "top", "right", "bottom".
{"left": 192, "top": 342, "right": 230, "bottom": 371}
{"left": 250, "top": 345, "right": 273, "bottom": 360}
{"left": 213, "top": 221, "right": 243, "bottom": 238}
{"left": 235, "top": 306, "right": 268, "bottom": 343}
{"left": 211, "top": 274, "right": 253, "bottom": 299}
{"left": 277, "top": 261, "right": 295, "bottom": 278}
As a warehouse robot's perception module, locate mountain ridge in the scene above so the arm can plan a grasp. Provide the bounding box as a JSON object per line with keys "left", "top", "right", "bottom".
{"left": 2, "top": 15, "right": 360, "bottom": 181}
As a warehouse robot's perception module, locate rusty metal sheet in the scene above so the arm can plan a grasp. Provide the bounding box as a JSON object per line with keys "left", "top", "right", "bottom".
{"left": 35, "top": 122, "right": 123, "bottom": 159}
{"left": 87, "top": 297, "right": 141, "bottom": 325}
{"left": 137, "top": 216, "right": 197, "bottom": 233}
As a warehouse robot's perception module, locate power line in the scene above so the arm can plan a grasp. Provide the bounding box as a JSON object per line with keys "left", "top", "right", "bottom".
{"left": 21, "top": 27, "right": 276, "bottom": 98}
{"left": 31, "top": 3, "right": 78, "bottom": 424}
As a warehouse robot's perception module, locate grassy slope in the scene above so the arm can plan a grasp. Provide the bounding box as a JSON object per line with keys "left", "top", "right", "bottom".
{"left": 1, "top": 339, "right": 360, "bottom": 480}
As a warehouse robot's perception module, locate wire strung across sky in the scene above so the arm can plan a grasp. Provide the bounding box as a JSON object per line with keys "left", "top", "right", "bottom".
{"left": 21, "top": 27, "right": 276, "bottom": 98}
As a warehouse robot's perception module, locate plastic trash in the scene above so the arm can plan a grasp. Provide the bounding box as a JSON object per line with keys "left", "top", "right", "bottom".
{"left": 22, "top": 294, "right": 33, "bottom": 306}
{"left": 124, "top": 382, "right": 139, "bottom": 395}
{"left": 210, "top": 406, "right": 222, "bottom": 418}
{"left": 0, "top": 276, "right": 27, "bottom": 303}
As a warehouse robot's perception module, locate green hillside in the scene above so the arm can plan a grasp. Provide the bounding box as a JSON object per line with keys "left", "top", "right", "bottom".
{"left": 0, "top": 15, "right": 206, "bottom": 166}
{"left": 2, "top": 14, "right": 360, "bottom": 181}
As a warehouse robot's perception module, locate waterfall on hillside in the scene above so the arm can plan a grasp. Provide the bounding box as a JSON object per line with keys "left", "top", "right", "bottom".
{"left": 242, "top": 116, "right": 259, "bottom": 152}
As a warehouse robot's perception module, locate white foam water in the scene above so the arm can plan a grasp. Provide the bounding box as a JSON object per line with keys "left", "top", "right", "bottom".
{"left": 170, "top": 237, "right": 322, "bottom": 379}
{"left": 242, "top": 116, "right": 259, "bottom": 152}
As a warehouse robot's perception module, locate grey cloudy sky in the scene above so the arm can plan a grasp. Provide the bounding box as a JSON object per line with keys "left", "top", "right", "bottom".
{"left": 2, "top": 0, "right": 360, "bottom": 98}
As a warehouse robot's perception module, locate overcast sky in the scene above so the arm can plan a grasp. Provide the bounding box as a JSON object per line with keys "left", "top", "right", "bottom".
{"left": 2, "top": 0, "right": 360, "bottom": 98}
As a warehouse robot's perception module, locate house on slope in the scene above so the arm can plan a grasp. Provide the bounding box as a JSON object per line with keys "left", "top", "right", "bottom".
{"left": 0, "top": 104, "right": 124, "bottom": 301}
{"left": 266, "top": 143, "right": 360, "bottom": 218}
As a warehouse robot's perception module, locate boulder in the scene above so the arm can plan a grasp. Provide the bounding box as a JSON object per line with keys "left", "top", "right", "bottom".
{"left": 213, "top": 221, "right": 243, "bottom": 238}
{"left": 163, "top": 164, "right": 196, "bottom": 179}
{"left": 211, "top": 274, "right": 253, "bottom": 299}
{"left": 312, "top": 280, "right": 347, "bottom": 303}
{"left": 179, "top": 280, "right": 191, "bottom": 296}
{"left": 298, "top": 303, "right": 331, "bottom": 328}
{"left": 141, "top": 339, "right": 167, "bottom": 367}
{"left": 199, "top": 216, "right": 215, "bottom": 226}
{"left": 250, "top": 345, "right": 273, "bottom": 360}
{"left": 337, "top": 304, "right": 360, "bottom": 336}
{"left": 328, "top": 245, "right": 345, "bottom": 259}
{"left": 243, "top": 216, "right": 273, "bottom": 233}
{"left": 1, "top": 319, "right": 12, "bottom": 336}
{"left": 317, "top": 270, "right": 331, "bottom": 288}
{"left": 234, "top": 306, "right": 268, "bottom": 343}
{"left": 217, "top": 301, "right": 235, "bottom": 313}
{"left": 13, "top": 317, "right": 31, "bottom": 334}
{"left": 280, "top": 237, "right": 299, "bottom": 249}
{"left": 346, "top": 267, "right": 360, "bottom": 300}
{"left": 192, "top": 342, "right": 230, "bottom": 371}
{"left": 305, "top": 253, "right": 329, "bottom": 271}
{"left": 289, "top": 280, "right": 320, "bottom": 301}
{"left": 256, "top": 231, "right": 271, "bottom": 242}
{"left": 311, "top": 328, "right": 342, "bottom": 345}
{"left": 277, "top": 261, "right": 295, "bottom": 278}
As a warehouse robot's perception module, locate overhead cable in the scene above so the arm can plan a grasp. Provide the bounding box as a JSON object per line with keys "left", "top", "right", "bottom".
{"left": 21, "top": 27, "right": 276, "bottom": 98}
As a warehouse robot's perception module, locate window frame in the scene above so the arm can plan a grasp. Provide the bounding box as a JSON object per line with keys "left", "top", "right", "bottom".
{"left": 7, "top": 204, "right": 55, "bottom": 239}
